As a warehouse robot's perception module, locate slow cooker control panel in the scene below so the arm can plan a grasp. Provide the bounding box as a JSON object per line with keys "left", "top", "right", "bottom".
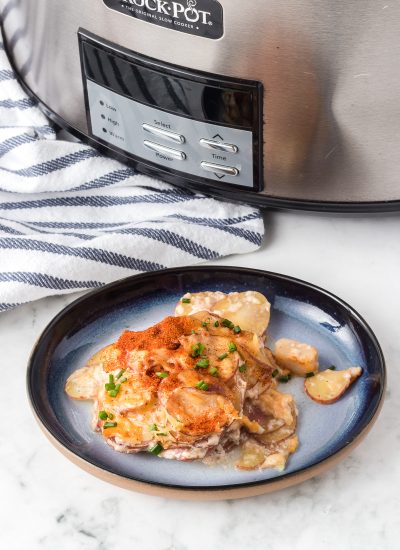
{"left": 79, "top": 31, "right": 263, "bottom": 192}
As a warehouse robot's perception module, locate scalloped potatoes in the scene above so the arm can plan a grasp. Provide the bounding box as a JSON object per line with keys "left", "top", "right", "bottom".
{"left": 65, "top": 290, "right": 298, "bottom": 471}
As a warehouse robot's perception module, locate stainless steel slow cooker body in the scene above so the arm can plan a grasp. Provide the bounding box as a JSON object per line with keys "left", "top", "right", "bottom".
{"left": 2, "top": 0, "right": 400, "bottom": 211}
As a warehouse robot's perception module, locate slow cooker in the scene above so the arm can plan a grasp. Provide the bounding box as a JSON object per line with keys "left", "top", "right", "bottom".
{"left": 1, "top": 0, "right": 400, "bottom": 211}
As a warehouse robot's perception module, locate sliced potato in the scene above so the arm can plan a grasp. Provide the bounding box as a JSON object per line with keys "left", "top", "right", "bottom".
{"left": 102, "top": 375, "right": 156, "bottom": 413}
{"left": 236, "top": 440, "right": 266, "bottom": 470}
{"left": 65, "top": 365, "right": 102, "bottom": 400}
{"left": 175, "top": 291, "right": 271, "bottom": 336}
{"left": 166, "top": 387, "right": 237, "bottom": 436}
{"left": 241, "top": 415, "right": 264, "bottom": 434}
{"left": 236, "top": 330, "right": 267, "bottom": 360}
{"left": 260, "top": 435, "right": 299, "bottom": 471}
{"left": 236, "top": 344, "right": 273, "bottom": 391}
{"left": 211, "top": 291, "right": 271, "bottom": 336}
{"left": 175, "top": 291, "right": 226, "bottom": 317}
{"left": 101, "top": 414, "right": 154, "bottom": 449}
{"left": 87, "top": 343, "right": 122, "bottom": 372}
{"left": 274, "top": 338, "right": 319, "bottom": 376}
{"left": 256, "top": 388, "right": 296, "bottom": 426}
{"left": 256, "top": 424, "right": 296, "bottom": 444}
{"left": 255, "top": 399, "right": 297, "bottom": 445}
{"left": 181, "top": 332, "right": 241, "bottom": 381}
{"left": 236, "top": 435, "right": 299, "bottom": 471}
{"left": 305, "top": 367, "right": 362, "bottom": 404}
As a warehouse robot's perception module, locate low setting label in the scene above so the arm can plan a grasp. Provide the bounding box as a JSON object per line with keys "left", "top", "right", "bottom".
{"left": 103, "top": 0, "right": 224, "bottom": 39}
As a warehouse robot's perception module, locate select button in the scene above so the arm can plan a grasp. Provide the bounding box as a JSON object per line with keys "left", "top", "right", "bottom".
{"left": 143, "top": 123, "right": 185, "bottom": 145}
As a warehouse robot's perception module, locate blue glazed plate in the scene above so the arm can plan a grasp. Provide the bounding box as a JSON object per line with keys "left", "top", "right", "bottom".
{"left": 27, "top": 267, "right": 386, "bottom": 499}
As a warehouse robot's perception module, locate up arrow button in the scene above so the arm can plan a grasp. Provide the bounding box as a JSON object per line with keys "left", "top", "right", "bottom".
{"left": 199, "top": 138, "right": 239, "bottom": 154}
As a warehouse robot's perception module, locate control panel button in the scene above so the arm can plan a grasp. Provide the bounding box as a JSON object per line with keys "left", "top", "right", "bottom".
{"left": 144, "top": 140, "right": 187, "bottom": 160}
{"left": 143, "top": 123, "right": 185, "bottom": 144}
{"left": 199, "top": 139, "right": 239, "bottom": 154}
{"left": 201, "top": 161, "right": 239, "bottom": 177}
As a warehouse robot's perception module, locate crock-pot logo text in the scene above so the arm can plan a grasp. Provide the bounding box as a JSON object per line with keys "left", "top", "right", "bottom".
{"left": 123, "top": 0, "right": 211, "bottom": 24}
{"left": 103, "top": 0, "right": 224, "bottom": 39}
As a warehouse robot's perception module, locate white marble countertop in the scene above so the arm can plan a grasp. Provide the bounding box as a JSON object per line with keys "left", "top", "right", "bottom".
{"left": 1, "top": 210, "right": 399, "bottom": 550}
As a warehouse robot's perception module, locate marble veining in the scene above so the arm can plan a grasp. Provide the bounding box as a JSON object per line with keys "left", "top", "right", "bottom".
{"left": 1, "top": 211, "right": 399, "bottom": 549}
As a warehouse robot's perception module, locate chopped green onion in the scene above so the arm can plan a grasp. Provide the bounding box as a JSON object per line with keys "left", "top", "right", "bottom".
{"left": 222, "top": 319, "right": 234, "bottom": 329}
{"left": 157, "top": 433, "right": 168, "bottom": 437}
{"left": 196, "top": 380, "right": 209, "bottom": 391}
{"left": 209, "top": 367, "right": 218, "bottom": 376}
{"left": 277, "top": 374, "right": 292, "bottom": 383}
{"left": 108, "top": 413, "right": 114, "bottom": 420}
{"left": 214, "top": 321, "right": 220, "bottom": 327}
{"left": 195, "top": 358, "right": 209, "bottom": 369}
{"left": 156, "top": 372, "right": 169, "bottom": 379}
{"left": 120, "top": 377, "right": 127, "bottom": 383}
{"left": 148, "top": 443, "right": 164, "bottom": 455}
{"left": 228, "top": 342, "right": 237, "bottom": 353}
{"left": 105, "top": 382, "right": 115, "bottom": 391}
{"left": 239, "top": 364, "right": 247, "bottom": 373}
{"left": 116, "top": 369, "right": 125, "bottom": 379}
{"left": 218, "top": 353, "right": 228, "bottom": 361}
{"left": 108, "top": 384, "right": 121, "bottom": 397}
{"left": 233, "top": 326, "right": 242, "bottom": 334}
{"left": 103, "top": 422, "right": 117, "bottom": 429}
{"left": 109, "top": 374, "right": 114, "bottom": 384}
{"left": 305, "top": 372, "right": 315, "bottom": 378}
{"left": 201, "top": 318, "right": 211, "bottom": 327}
{"left": 272, "top": 369, "right": 279, "bottom": 378}
{"left": 191, "top": 330, "right": 197, "bottom": 335}
{"left": 182, "top": 298, "right": 191, "bottom": 304}
{"left": 98, "top": 411, "right": 108, "bottom": 420}
{"left": 329, "top": 365, "right": 337, "bottom": 370}
{"left": 191, "top": 342, "right": 205, "bottom": 358}
{"left": 149, "top": 424, "right": 158, "bottom": 432}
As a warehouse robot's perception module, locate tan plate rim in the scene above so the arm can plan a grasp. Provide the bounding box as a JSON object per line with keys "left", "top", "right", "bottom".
{"left": 32, "top": 398, "right": 384, "bottom": 501}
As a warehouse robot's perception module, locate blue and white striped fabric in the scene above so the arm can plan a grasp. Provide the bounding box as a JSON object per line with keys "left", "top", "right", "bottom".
{"left": 0, "top": 30, "right": 264, "bottom": 313}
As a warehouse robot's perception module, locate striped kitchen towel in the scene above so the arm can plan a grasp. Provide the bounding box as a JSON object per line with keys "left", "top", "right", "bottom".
{"left": 0, "top": 30, "right": 264, "bottom": 313}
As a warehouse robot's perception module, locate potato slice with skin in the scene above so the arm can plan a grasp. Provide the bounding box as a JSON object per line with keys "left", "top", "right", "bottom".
{"left": 256, "top": 423, "right": 296, "bottom": 444}
{"left": 255, "top": 401, "right": 297, "bottom": 445}
{"left": 236, "top": 344, "right": 273, "bottom": 391}
{"left": 274, "top": 338, "right": 319, "bottom": 376}
{"left": 305, "top": 367, "right": 362, "bottom": 404}
{"left": 211, "top": 291, "right": 271, "bottom": 336}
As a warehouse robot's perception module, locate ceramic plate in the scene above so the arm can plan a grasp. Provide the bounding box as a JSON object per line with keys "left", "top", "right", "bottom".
{"left": 27, "top": 267, "right": 385, "bottom": 500}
